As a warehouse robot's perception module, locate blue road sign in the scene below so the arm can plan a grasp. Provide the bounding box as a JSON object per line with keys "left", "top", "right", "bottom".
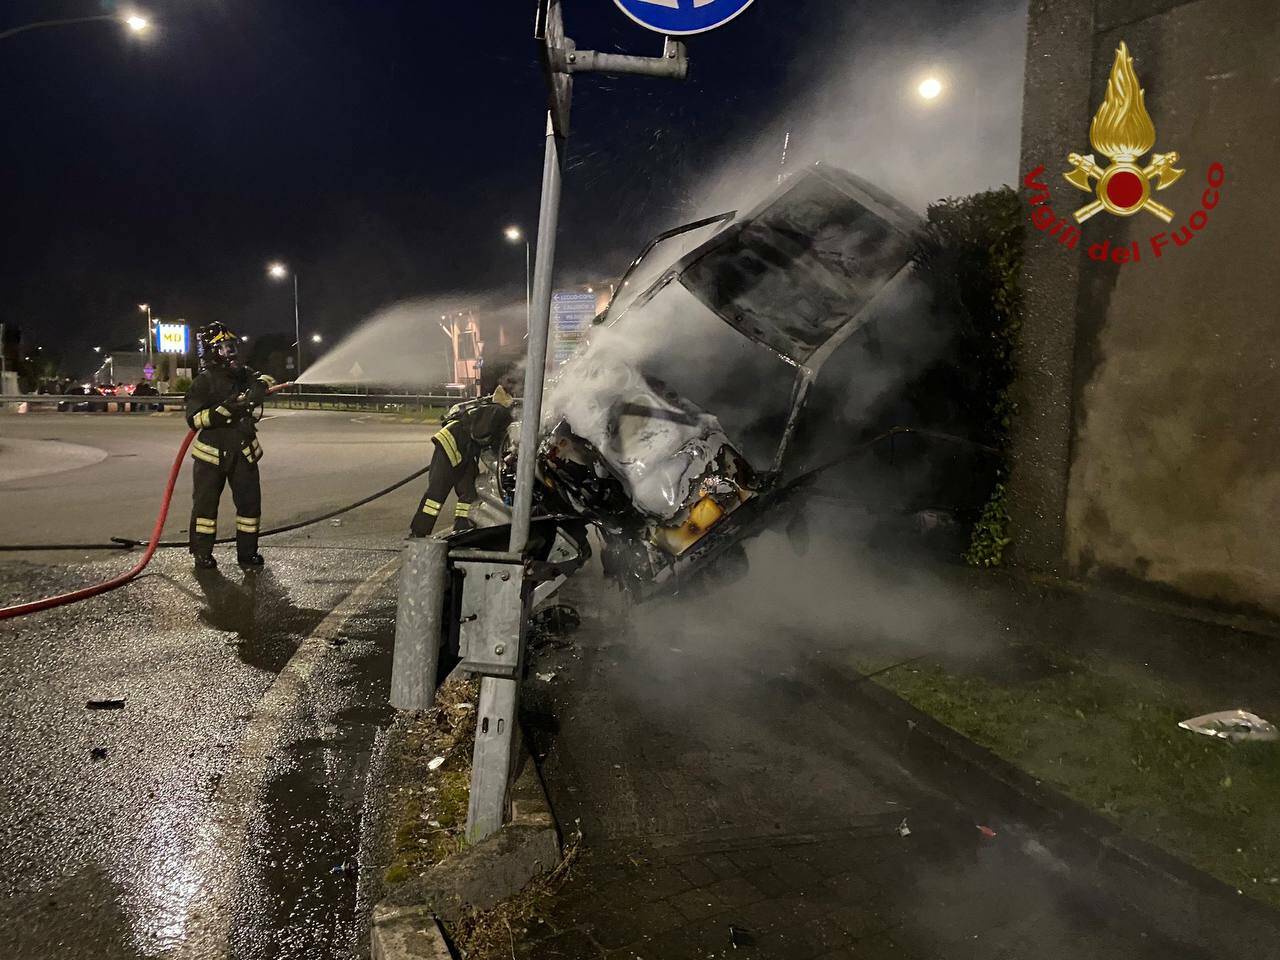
{"left": 613, "top": 0, "right": 754, "bottom": 36}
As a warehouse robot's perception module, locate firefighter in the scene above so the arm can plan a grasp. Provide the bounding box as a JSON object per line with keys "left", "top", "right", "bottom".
{"left": 185, "top": 322, "right": 276, "bottom": 569}
{"left": 409, "top": 385, "right": 515, "bottom": 537}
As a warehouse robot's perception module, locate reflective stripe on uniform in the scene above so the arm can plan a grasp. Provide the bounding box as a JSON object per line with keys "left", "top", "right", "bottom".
{"left": 194, "top": 517, "right": 217, "bottom": 533}
{"left": 434, "top": 427, "right": 462, "bottom": 466}
{"left": 193, "top": 409, "right": 212, "bottom": 429}
{"left": 421, "top": 498, "right": 442, "bottom": 516}
{"left": 454, "top": 502, "right": 471, "bottom": 517}
{"left": 191, "top": 440, "right": 220, "bottom": 465}
{"left": 258, "top": 374, "right": 276, "bottom": 386}
{"left": 235, "top": 516, "right": 260, "bottom": 532}
{"left": 215, "top": 405, "right": 232, "bottom": 420}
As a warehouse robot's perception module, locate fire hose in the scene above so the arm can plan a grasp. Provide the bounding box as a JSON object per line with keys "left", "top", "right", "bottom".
{"left": 0, "top": 382, "right": 432, "bottom": 621}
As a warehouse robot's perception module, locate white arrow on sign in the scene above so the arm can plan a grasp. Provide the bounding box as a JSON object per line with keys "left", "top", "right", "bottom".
{"left": 634, "top": 0, "right": 717, "bottom": 6}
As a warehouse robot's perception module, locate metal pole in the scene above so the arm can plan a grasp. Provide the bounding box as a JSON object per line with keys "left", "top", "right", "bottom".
{"left": 466, "top": 113, "right": 564, "bottom": 843}
{"left": 293, "top": 273, "right": 302, "bottom": 379}
{"left": 508, "top": 113, "right": 563, "bottom": 556}
{"left": 525, "top": 240, "right": 531, "bottom": 333}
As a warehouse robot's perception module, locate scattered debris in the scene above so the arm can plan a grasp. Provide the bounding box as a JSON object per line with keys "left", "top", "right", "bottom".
{"left": 330, "top": 518, "right": 343, "bottom": 526}
{"left": 536, "top": 672, "right": 557, "bottom": 683}
{"left": 330, "top": 862, "right": 357, "bottom": 876}
{"left": 428, "top": 756, "right": 445, "bottom": 771}
{"left": 897, "top": 818, "right": 912, "bottom": 838}
{"left": 1178, "top": 710, "right": 1279, "bottom": 743}
{"left": 530, "top": 603, "right": 581, "bottom": 639}
{"left": 729, "top": 924, "right": 755, "bottom": 948}
{"left": 977, "top": 825, "right": 997, "bottom": 840}
{"left": 86, "top": 699, "right": 125, "bottom": 710}
{"left": 90, "top": 747, "right": 108, "bottom": 760}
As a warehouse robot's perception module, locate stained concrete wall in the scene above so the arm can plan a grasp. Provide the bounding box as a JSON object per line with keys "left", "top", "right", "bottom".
{"left": 1011, "top": 0, "right": 1280, "bottom": 615}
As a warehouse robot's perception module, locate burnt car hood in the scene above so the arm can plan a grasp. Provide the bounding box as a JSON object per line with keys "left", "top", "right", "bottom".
{"left": 677, "top": 163, "right": 920, "bottom": 366}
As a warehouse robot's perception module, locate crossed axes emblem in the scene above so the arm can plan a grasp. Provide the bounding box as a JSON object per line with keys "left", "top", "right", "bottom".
{"left": 1064, "top": 151, "right": 1185, "bottom": 224}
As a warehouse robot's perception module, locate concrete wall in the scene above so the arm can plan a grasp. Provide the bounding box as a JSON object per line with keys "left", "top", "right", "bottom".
{"left": 1011, "top": 0, "right": 1280, "bottom": 615}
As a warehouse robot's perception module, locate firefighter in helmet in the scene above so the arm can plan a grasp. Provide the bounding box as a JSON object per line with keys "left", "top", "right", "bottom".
{"left": 185, "top": 322, "right": 276, "bottom": 569}
{"left": 409, "top": 385, "right": 515, "bottom": 537}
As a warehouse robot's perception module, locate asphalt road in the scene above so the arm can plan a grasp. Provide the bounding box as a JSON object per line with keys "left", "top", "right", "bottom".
{"left": 0, "top": 409, "right": 439, "bottom": 555}
{"left": 0, "top": 410, "right": 450, "bottom": 960}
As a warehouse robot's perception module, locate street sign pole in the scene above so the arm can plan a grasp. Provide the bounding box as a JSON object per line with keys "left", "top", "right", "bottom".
{"left": 465, "top": 0, "right": 689, "bottom": 843}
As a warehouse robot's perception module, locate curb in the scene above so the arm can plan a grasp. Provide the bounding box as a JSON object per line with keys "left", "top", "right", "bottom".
{"left": 854, "top": 675, "right": 1280, "bottom": 958}
{"left": 370, "top": 738, "right": 561, "bottom": 960}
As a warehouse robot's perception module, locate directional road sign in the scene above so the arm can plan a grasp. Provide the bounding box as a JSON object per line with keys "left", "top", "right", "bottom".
{"left": 613, "top": 0, "right": 754, "bottom": 35}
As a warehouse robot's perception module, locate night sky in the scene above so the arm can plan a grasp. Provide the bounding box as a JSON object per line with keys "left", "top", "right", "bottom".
{"left": 2, "top": 0, "right": 1022, "bottom": 376}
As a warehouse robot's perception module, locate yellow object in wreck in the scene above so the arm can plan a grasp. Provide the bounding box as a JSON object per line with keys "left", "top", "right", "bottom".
{"left": 655, "top": 495, "right": 727, "bottom": 556}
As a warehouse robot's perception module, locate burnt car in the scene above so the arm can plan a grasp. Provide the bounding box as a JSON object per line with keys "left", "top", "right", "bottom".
{"left": 499, "top": 163, "right": 956, "bottom": 598}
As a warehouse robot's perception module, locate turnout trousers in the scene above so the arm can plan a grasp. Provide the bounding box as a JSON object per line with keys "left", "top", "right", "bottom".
{"left": 409, "top": 439, "right": 478, "bottom": 538}
{"left": 190, "top": 454, "right": 262, "bottom": 560}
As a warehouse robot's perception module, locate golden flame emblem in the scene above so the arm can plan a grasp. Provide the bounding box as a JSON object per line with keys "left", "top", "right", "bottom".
{"left": 1064, "top": 42, "right": 1184, "bottom": 223}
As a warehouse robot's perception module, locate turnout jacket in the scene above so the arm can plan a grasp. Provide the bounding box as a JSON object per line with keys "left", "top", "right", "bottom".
{"left": 433, "top": 396, "right": 513, "bottom": 467}
{"left": 184, "top": 366, "right": 275, "bottom": 467}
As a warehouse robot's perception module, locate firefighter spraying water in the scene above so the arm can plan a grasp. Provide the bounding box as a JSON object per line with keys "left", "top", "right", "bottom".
{"left": 185, "top": 322, "right": 278, "bottom": 569}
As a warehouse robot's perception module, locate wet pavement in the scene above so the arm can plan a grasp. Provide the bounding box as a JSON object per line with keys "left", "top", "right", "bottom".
{"left": 517, "top": 520, "right": 1219, "bottom": 960}
{"left": 0, "top": 411, "right": 442, "bottom": 959}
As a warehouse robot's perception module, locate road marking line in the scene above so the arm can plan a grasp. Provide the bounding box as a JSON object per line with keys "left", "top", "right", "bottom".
{"left": 177, "top": 556, "right": 401, "bottom": 959}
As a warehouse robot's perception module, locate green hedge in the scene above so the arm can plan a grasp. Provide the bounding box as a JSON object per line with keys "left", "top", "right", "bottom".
{"left": 912, "top": 187, "right": 1024, "bottom": 566}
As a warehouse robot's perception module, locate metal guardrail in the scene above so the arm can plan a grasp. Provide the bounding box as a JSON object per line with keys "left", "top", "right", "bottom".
{"left": 0, "top": 392, "right": 465, "bottom": 412}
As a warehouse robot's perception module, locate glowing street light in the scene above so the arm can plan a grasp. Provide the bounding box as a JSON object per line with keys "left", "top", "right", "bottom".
{"left": 93, "top": 346, "right": 102, "bottom": 353}
{"left": 267, "top": 261, "right": 302, "bottom": 377}
{"left": 917, "top": 76, "right": 943, "bottom": 101}
{"left": 240, "top": 335, "right": 250, "bottom": 342}
{"left": 310, "top": 334, "right": 322, "bottom": 344}
{"left": 0, "top": 11, "right": 153, "bottom": 41}
{"left": 504, "top": 225, "right": 531, "bottom": 334}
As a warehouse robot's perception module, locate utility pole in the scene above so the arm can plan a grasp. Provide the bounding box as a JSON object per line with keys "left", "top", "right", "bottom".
{"left": 464, "top": 0, "right": 688, "bottom": 842}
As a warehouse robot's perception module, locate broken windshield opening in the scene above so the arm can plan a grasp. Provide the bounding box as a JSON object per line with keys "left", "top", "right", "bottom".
{"left": 678, "top": 167, "right": 917, "bottom": 364}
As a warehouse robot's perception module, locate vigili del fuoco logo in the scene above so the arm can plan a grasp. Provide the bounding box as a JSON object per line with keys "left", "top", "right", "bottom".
{"left": 1022, "top": 41, "right": 1225, "bottom": 266}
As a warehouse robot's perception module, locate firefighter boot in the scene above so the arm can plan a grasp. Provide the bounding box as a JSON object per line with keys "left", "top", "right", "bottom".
{"left": 452, "top": 502, "right": 476, "bottom": 533}
{"left": 236, "top": 516, "right": 264, "bottom": 567}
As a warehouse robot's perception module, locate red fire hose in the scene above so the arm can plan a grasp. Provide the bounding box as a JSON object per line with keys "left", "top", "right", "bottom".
{"left": 0, "top": 382, "right": 294, "bottom": 623}
{"left": 0, "top": 429, "right": 195, "bottom": 621}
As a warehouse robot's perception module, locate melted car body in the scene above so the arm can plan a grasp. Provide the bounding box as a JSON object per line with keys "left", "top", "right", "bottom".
{"left": 500, "top": 164, "right": 924, "bottom": 597}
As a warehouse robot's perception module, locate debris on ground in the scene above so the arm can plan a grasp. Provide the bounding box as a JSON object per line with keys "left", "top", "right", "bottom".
{"left": 531, "top": 603, "right": 581, "bottom": 637}
{"left": 90, "top": 747, "right": 108, "bottom": 759}
{"left": 330, "top": 518, "right": 343, "bottom": 526}
{"left": 381, "top": 677, "right": 478, "bottom": 886}
{"left": 446, "top": 823, "right": 583, "bottom": 959}
{"left": 86, "top": 699, "right": 125, "bottom": 710}
{"left": 897, "top": 818, "right": 911, "bottom": 837}
{"left": 977, "top": 825, "right": 998, "bottom": 839}
{"left": 729, "top": 924, "right": 755, "bottom": 948}
{"left": 1178, "top": 710, "right": 1279, "bottom": 743}
{"left": 330, "top": 861, "right": 356, "bottom": 877}
{"left": 536, "top": 672, "right": 557, "bottom": 683}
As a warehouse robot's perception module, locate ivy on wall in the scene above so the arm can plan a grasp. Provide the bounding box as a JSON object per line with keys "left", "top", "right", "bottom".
{"left": 911, "top": 187, "right": 1024, "bottom": 566}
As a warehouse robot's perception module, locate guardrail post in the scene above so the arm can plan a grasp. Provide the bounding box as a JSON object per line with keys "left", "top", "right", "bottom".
{"left": 390, "top": 537, "right": 451, "bottom": 710}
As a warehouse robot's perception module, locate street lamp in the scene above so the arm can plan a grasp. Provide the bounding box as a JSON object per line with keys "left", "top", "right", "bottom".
{"left": 503, "top": 225, "right": 531, "bottom": 331}
{"left": 0, "top": 11, "right": 151, "bottom": 41}
{"left": 310, "top": 334, "right": 322, "bottom": 344}
{"left": 139, "top": 303, "right": 154, "bottom": 368}
{"left": 916, "top": 75, "right": 943, "bottom": 101}
{"left": 93, "top": 346, "right": 102, "bottom": 353}
{"left": 267, "top": 262, "right": 302, "bottom": 378}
